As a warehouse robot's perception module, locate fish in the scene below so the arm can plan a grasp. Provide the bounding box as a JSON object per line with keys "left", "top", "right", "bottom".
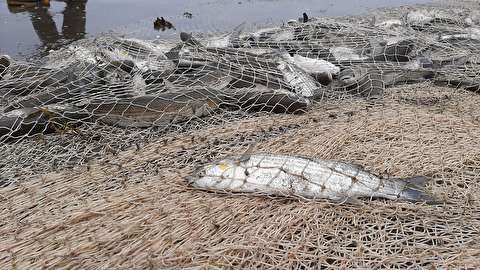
{"left": 329, "top": 47, "right": 368, "bottom": 61}
{"left": 224, "top": 88, "right": 310, "bottom": 114}
{"left": 4, "top": 85, "right": 80, "bottom": 112}
{"left": 0, "top": 62, "right": 69, "bottom": 97}
{"left": 277, "top": 53, "right": 323, "bottom": 99}
{"left": 284, "top": 54, "right": 339, "bottom": 85}
{"left": 335, "top": 67, "right": 384, "bottom": 98}
{"left": 175, "top": 36, "right": 294, "bottom": 90}
{"left": 79, "top": 89, "right": 224, "bottom": 128}
{"left": 371, "top": 39, "right": 416, "bottom": 62}
{"left": 187, "top": 153, "right": 436, "bottom": 203}
{"left": 0, "top": 105, "right": 90, "bottom": 142}
{"left": 405, "top": 10, "right": 458, "bottom": 26}
{"left": 439, "top": 27, "right": 480, "bottom": 41}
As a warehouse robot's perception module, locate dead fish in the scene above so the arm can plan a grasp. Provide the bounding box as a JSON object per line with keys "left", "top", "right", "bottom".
{"left": 4, "top": 85, "right": 80, "bottom": 112}
{"left": 0, "top": 105, "right": 89, "bottom": 142}
{"left": 187, "top": 153, "right": 437, "bottom": 204}
{"left": 241, "top": 26, "right": 295, "bottom": 43}
{"left": 439, "top": 27, "right": 480, "bottom": 41}
{"left": 369, "top": 38, "right": 416, "bottom": 62}
{"left": 277, "top": 53, "right": 323, "bottom": 99}
{"left": 375, "top": 19, "right": 403, "bottom": 29}
{"left": 285, "top": 54, "right": 339, "bottom": 85}
{"left": 226, "top": 88, "right": 310, "bottom": 114}
{"left": 0, "top": 62, "right": 69, "bottom": 97}
{"left": 405, "top": 10, "right": 458, "bottom": 26}
{"left": 335, "top": 67, "right": 384, "bottom": 98}
{"left": 79, "top": 89, "right": 224, "bottom": 128}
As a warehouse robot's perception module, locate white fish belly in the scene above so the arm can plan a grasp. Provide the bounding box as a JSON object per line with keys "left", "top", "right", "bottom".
{"left": 195, "top": 154, "right": 390, "bottom": 200}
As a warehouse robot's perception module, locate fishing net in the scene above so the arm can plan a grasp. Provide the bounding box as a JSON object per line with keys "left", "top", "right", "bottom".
{"left": 1, "top": 1, "right": 480, "bottom": 269}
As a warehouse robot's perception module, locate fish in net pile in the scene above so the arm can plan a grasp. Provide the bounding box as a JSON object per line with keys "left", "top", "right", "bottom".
{"left": 1, "top": 1, "right": 480, "bottom": 269}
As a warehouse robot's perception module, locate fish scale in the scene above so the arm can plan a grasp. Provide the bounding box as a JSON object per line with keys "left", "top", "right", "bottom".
{"left": 188, "top": 153, "right": 435, "bottom": 203}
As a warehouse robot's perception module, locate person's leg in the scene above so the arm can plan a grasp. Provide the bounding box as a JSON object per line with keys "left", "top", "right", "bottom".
{"left": 62, "top": 0, "right": 87, "bottom": 40}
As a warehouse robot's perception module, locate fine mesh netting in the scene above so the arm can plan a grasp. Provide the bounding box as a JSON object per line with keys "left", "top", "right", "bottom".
{"left": 1, "top": 1, "right": 480, "bottom": 269}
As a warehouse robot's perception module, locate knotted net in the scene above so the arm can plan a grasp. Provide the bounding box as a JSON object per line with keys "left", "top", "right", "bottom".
{"left": 1, "top": 1, "right": 479, "bottom": 269}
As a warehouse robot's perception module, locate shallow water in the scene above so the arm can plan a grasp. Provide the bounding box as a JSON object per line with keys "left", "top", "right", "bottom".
{"left": 0, "top": 0, "right": 430, "bottom": 59}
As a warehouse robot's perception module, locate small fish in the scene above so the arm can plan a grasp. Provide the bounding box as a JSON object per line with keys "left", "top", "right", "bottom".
{"left": 440, "top": 27, "right": 480, "bottom": 41}
{"left": 243, "top": 26, "right": 295, "bottom": 43}
{"left": 371, "top": 39, "right": 415, "bottom": 62}
{"left": 187, "top": 153, "right": 436, "bottom": 203}
{"left": 405, "top": 10, "right": 457, "bottom": 26}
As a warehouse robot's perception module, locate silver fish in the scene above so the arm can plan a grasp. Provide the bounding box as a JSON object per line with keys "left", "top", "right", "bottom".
{"left": 277, "top": 53, "right": 323, "bottom": 99}
{"left": 187, "top": 153, "right": 435, "bottom": 203}
{"left": 79, "top": 89, "right": 224, "bottom": 128}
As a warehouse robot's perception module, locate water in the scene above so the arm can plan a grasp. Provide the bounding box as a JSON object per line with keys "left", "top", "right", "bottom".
{"left": 0, "top": 0, "right": 430, "bottom": 59}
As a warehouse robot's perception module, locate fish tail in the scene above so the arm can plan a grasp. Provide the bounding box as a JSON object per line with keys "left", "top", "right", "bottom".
{"left": 396, "top": 176, "right": 440, "bottom": 204}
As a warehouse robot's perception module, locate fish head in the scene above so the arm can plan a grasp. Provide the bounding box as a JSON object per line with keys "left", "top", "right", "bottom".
{"left": 187, "top": 158, "right": 244, "bottom": 188}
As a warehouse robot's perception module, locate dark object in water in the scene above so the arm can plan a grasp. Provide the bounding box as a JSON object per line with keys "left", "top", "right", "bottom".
{"left": 154, "top": 17, "right": 174, "bottom": 31}
{"left": 303, "top": 12, "right": 309, "bottom": 23}
{"left": 183, "top": 12, "right": 193, "bottom": 19}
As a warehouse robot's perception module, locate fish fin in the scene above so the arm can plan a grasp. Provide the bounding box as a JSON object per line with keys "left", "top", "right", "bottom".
{"left": 397, "top": 176, "right": 442, "bottom": 204}
{"left": 350, "top": 163, "right": 365, "bottom": 170}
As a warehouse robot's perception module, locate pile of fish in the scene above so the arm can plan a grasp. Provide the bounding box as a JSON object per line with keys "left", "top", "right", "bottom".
{"left": 2, "top": 7, "right": 480, "bottom": 202}
{"left": 2, "top": 8, "right": 480, "bottom": 142}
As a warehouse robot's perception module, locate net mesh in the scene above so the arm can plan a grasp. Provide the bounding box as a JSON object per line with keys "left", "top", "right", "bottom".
{"left": 1, "top": 1, "right": 480, "bottom": 269}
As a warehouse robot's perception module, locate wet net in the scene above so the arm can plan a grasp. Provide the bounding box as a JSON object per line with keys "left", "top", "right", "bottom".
{"left": 1, "top": 1, "right": 480, "bottom": 269}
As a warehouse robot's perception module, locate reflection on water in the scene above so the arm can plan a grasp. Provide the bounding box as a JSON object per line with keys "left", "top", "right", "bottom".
{"left": 6, "top": 0, "right": 87, "bottom": 51}
{"left": 0, "top": 0, "right": 431, "bottom": 59}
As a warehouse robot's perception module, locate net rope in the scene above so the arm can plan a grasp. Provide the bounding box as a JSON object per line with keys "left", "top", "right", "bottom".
{"left": 1, "top": 1, "right": 480, "bottom": 269}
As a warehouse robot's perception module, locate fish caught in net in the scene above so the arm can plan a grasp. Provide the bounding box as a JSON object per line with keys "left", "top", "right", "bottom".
{"left": 1, "top": 1, "right": 480, "bottom": 269}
